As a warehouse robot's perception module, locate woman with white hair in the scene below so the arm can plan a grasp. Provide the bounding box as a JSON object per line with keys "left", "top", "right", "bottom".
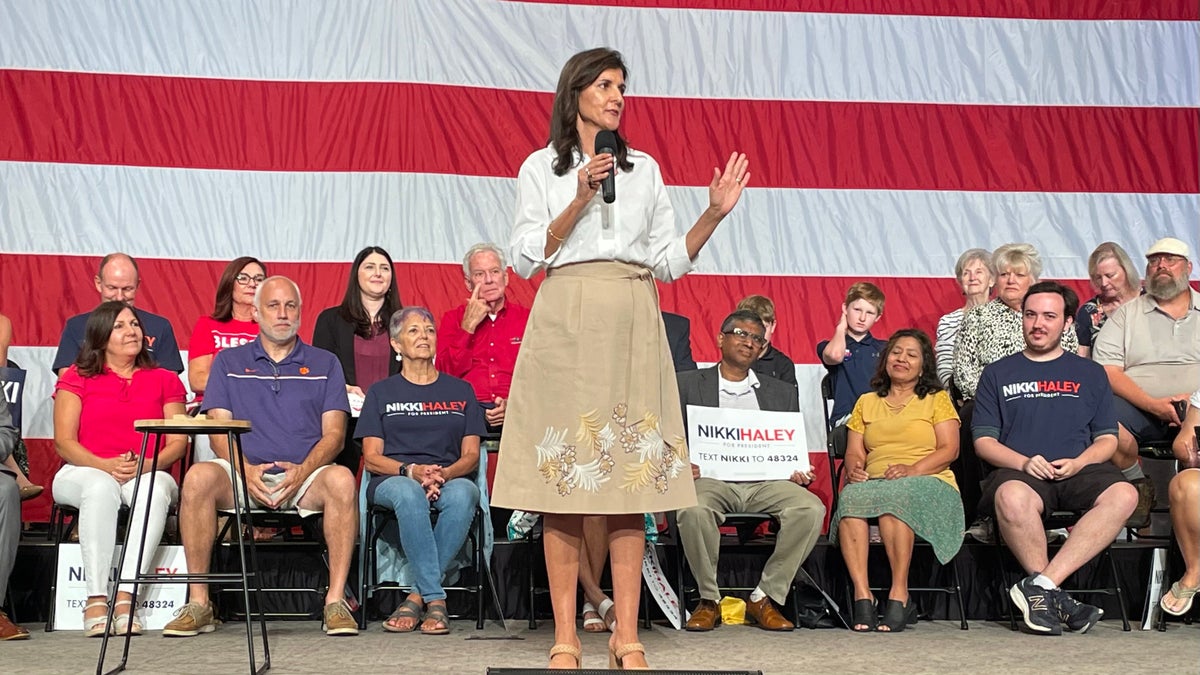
{"left": 1076, "top": 242, "right": 1141, "bottom": 358}
{"left": 934, "top": 249, "right": 995, "bottom": 391}
{"left": 952, "top": 243, "right": 1079, "bottom": 400}
{"left": 356, "top": 306, "right": 484, "bottom": 635}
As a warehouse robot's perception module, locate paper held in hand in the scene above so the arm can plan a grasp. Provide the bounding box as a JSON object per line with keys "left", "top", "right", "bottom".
{"left": 348, "top": 391, "right": 364, "bottom": 418}
{"left": 686, "top": 405, "right": 809, "bottom": 481}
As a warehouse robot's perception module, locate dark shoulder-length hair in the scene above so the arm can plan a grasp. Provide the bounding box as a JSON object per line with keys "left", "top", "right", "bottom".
{"left": 211, "top": 256, "right": 267, "bottom": 321}
{"left": 338, "top": 246, "right": 402, "bottom": 339}
{"left": 75, "top": 301, "right": 157, "bottom": 377}
{"left": 549, "top": 47, "right": 635, "bottom": 177}
{"left": 870, "top": 328, "right": 942, "bottom": 399}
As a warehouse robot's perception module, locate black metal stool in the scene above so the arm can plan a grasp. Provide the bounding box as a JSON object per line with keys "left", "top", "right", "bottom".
{"left": 96, "top": 416, "right": 267, "bottom": 675}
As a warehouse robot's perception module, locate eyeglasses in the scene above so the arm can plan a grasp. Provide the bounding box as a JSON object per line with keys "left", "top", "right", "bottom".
{"left": 235, "top": 273, "right": 267, "bottom": 286}
{"left": 723, "top": 327, "right": 767, "bottom": 346}
{"left": 1148, "top": 254, "right": 1186, "bottom": 269}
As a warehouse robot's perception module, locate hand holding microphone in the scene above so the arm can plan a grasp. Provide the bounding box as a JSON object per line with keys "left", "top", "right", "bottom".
{"left": 577, "top": 153, "right": 614, "bottom": 203}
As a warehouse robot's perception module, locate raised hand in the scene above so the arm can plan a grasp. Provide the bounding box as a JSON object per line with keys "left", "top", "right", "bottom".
{"left": 707, "top": 152, "right": 750, "bottom": 217}
{"left": 461, "top": 283, "right": 490, "bottom": 333}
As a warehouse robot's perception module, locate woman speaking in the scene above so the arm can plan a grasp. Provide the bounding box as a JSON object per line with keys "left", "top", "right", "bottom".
{"left": 491, "top": 47, "right": 748, "bottom": 669}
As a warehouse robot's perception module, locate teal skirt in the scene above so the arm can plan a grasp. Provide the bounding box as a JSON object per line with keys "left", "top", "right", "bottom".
{"left": 829, "top": 476, "right": 964, "bottom": 564}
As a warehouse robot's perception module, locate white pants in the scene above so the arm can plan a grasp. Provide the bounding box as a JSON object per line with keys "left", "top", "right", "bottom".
{"left": 52, "top": 464, "right": 178, "bottom": 597}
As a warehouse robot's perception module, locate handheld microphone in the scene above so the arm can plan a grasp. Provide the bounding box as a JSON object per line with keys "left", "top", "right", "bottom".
{"left": 595, "top": 130, "right": 617, "bottom": 204}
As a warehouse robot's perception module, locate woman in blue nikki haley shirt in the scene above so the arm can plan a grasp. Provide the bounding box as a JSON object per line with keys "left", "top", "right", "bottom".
{"left": 356, "top": 306, "right": 485, "bottom": 635}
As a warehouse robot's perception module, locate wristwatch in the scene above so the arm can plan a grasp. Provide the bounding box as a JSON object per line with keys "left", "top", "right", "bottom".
{"left": 398, "top": 462, "right": 409, "bottom": 477}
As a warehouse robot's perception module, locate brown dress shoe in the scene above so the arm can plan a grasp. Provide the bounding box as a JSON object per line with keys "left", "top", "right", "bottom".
{"left": 0, "top": 610, "right": 30, "bottom": 640}
{"left": 745, "top": 596, "right": 794, "bottom": 631}
{"left": 684, "top": 599, "right": 720, "bottom": 631}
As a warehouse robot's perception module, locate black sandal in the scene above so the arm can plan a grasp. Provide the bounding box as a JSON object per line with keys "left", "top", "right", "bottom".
{"left": 877, "top": 598, "right": 917, "bottom": 633}
{"left": 851, "top": 598, "right": 877, "bottom": 632}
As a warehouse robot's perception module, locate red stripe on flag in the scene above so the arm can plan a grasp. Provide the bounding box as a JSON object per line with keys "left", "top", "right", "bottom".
{"left": 1, "top": 70, "right": 1196, "bottom": 193}
{"left": 507, "top": 0, "right": 1199, "bottom": 21}
{"left": 3, "top": 253, "right": 1097, "bottom": 367}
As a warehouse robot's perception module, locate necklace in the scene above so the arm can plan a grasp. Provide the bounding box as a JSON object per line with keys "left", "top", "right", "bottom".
{"left": 883, "top": 392, "right": 915, "bottom": 411}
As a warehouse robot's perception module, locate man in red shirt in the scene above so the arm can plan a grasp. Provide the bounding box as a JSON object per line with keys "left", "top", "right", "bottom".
{"left": 437, "top": 243, "right": 530, "bottom": 429}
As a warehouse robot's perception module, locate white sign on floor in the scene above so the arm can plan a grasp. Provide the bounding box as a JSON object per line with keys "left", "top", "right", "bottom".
{"left": 53, "top": 544, "right": 188, "bottom": 631}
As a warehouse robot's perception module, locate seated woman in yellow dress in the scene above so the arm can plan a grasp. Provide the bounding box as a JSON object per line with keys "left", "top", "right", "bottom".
{"left": 830, "top": 328, "right": 962, "bottom": 633}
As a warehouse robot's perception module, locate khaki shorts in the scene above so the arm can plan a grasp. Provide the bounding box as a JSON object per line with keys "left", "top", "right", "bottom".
{"left": 209, "top": 458, "right": 332, "bottom": 518}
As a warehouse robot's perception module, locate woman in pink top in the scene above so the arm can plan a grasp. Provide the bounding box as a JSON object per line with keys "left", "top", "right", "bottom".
{"left": 53, "top": 301, "right": 187, "bottom": 637}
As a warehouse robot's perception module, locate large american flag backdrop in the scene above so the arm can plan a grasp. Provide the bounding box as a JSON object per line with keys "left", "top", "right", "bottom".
{"left": 2, "top": 1, "right": 1198, "bottom": 521}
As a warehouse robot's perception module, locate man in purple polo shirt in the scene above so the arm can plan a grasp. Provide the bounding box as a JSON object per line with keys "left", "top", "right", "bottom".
{"left": 164, "top": 276, "right": 359, "bottom": 638}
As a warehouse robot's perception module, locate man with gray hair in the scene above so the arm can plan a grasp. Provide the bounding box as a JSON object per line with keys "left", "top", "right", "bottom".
{"left": 164, "top": 276, "right": 359, "bottom": 637}
{"left": 1093, "top": 237, "right": 1200, "bottom": 526}
{"left": 437, "top": 242, "right": 530, "bottom": 429}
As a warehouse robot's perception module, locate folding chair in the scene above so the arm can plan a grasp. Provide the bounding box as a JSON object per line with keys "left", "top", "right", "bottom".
{"left": 358, "top": 502, "right": 489, "bottom": 629}
{"left": 671, "top": 511, "right": 827, "bottom": 628}
{"left": 994, "top": 510, "right": 1131, "bottom": 631}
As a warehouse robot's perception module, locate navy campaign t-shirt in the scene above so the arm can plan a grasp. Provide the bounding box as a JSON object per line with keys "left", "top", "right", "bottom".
{"left": 355, "top": 373, "right": 485, "bottom": 500}
{"left": 972, "top": 351, "right": 1117, "bottom": 463}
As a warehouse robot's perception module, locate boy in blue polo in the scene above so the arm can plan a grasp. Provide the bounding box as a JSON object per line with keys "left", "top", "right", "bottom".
{"left": 818, "top": 282, "right": 886, "bottom": 425}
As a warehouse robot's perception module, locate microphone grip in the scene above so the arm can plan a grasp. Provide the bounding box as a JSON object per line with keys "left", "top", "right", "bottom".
{"left": 598, "top": 146, "right": 616, "bottom": 204}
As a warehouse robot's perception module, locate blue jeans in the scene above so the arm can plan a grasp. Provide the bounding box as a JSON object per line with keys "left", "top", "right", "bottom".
{"left": 370, "top": 476, "right": 479, "bottom": 602}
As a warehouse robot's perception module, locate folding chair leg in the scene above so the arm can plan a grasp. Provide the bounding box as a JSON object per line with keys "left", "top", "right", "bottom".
{"left": 475, "top": 512, "right": 485, "bottom": 630}
{"left": 950, "top": 559, "right": 968, "bottom": 630}
{"left": 44, "top": 509, "right": 66, "bottom": 632}
{"left": 526, "top": 535, "right": 538, "bottom": 630}
{"left": 357, "top": 512, "right": 374, "bottom": 630}
{"left": 1103, "top": 548, "right": 1131, "bottom": 631}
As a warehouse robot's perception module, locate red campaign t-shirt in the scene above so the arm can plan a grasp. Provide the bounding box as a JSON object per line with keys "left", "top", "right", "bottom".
{"left": 54, "top": 365, "right": 187, "bottom": 459}
{"left": 188, "top": 316, "right": 259, "bottom": 359}
{"left": 436, "top": 302, "right": 530, "bottom": 402}
{"left": 187, "top": 316, "right": 259, "bottom": 401}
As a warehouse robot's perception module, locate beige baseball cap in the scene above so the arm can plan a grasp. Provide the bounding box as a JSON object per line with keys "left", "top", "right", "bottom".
{"left": 1145, "top": 237, "right": 1191, "bottom": 259}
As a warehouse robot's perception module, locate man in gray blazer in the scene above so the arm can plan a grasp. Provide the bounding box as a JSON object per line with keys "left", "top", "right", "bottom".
{"left": 677, "top": 310, "right": 825, "bottom": 632}
{"left": 0, "top": 397, "right": 27, "bottom": 639}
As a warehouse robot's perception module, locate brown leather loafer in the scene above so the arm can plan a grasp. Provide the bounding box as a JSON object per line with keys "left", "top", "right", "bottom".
{"left": 684, "top": 599, "right": 720, "bottom": 631}
{"left": 0, "top": 610, "right": 30, "bottom": 640}
{"left": 746, "top": 596, "right": 794, "bottom": 631}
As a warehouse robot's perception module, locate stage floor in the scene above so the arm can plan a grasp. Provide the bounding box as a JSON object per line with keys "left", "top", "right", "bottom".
{"left": 5, "top": 617, "right": 1197, "bottom": 674}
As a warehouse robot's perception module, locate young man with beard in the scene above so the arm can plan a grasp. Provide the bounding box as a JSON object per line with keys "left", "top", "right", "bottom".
{"left": 973, "top": 282, "right": 1137, "bottom": 635}
{"left": 1092, "top": 238, "right": 1200, "bottom": 526}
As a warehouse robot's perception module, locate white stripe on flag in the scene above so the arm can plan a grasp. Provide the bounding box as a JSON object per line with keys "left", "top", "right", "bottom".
{"left": 2, "top": 162, "right": 1196, "bottom": 279}
{"left": 0, "top": 0, "right": 1195, "bottom": 106}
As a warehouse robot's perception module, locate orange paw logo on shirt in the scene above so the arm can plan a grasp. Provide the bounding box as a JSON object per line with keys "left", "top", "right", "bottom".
{"left": 299, "top": 367, "right": 310, "bottom": 375}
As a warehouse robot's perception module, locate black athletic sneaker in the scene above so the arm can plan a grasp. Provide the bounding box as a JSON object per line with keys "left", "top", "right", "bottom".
{"left": 1053, "top": 589, "right": 1103, "bottom": 633}
{"left": 1009, "top": 576, "right": 1062, "bottom": 635}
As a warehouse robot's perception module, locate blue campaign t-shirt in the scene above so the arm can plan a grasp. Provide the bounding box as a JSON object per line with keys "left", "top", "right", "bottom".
{"left": 818, "top": 333, "right": 885, "bottom": 421}
{"left": 52, "top": 308, "right": 184, "bottom": 373}
{"left": 355, "top": 373, "right": 485, "bottom": 501}
{"left": 972, "top": 351, "right": 1117, "bottom": 462}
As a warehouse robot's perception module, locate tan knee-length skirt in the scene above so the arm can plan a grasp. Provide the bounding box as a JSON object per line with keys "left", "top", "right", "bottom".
{"left": 491, "top": 261, "right": 697, "bottom": 514}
